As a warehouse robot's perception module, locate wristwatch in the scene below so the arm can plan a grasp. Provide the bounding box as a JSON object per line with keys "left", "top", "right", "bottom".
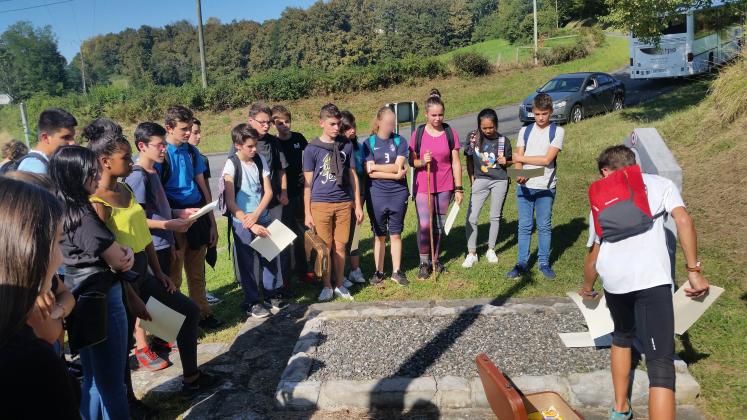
{"left": 686, "top": 261, "right": 702, "bottom": 272}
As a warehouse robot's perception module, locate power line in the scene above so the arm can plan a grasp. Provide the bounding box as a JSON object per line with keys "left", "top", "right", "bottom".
{"left": 0, "top": 0, "right": 73, "bottom": 14}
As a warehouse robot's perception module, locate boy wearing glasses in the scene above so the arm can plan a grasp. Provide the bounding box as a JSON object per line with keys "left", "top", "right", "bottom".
{"left": 229, "top": 103, "right": 290, "bottom": 302}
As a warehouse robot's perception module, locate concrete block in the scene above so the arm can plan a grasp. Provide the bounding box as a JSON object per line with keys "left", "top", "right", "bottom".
{"left": 280, "top": 352, "right": 313, "bottom": 382}
{"left": 436, "top": 376, "right": 471, "bottom": 409}
{"left": 275, "top": 380, "right": 321, "bottom": 410}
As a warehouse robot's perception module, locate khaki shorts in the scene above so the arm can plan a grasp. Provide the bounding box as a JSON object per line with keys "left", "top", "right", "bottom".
{"left": 310, "top": 201, "right": 353, "bottom": 247}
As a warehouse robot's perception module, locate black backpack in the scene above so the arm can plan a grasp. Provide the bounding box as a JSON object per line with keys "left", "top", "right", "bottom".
{"left": 413, "top": 123, "right": 456, "bottom": 159}
{"left": 159, "top": 143, "right": 199, "bottom": 185}
{"left": 0, "top": 153, "right": 48, "bottom": 174}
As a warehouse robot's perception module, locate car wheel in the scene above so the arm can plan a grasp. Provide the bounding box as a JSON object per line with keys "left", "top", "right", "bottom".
{"left": 570, "top": 104, "right": 583, "bottom": 123}
{"left": 613, "top": 96, "right": 624, "bottom": 111}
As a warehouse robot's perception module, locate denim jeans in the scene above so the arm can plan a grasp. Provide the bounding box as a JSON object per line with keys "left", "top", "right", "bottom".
{"left": 232, "top": 218, "right": 279, "bottom": 309}
{"left": 516, "top": 186, "right": 556, "bottom": 266}
{"left": 79, "top": 282, "right": 129, "bottom": 420}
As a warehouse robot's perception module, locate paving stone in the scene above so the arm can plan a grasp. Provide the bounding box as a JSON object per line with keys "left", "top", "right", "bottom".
{"left": 318, "top": 377, "right": 437, "bottom": 409}
{"left": 436, "top": 376, "right": 472, "bottom": 409}
{"left": 470, "top": 377, "right": 489, "bottom": 408}
{"left": 629, "top": 369, "right": 651, "bottom": 404}
{"left": 568, "top": 369, "right": 615, "bottom": 407}
{"left": 275, "top": 380, "right": 321, "bottom": 410}
{"left": 292, "top": 339, "right": 319, "bottom": 354}
{"left": 675, "top": 372, "right": 701, "bottom": 404}
{"left": 512, "top": 375, "right": 571, "bottom": 400}
{"left": 316, "top": 309, "right": 360, "bottom": 320}
{"left": 281, "top": 352, "right": 314, "bottom": 381}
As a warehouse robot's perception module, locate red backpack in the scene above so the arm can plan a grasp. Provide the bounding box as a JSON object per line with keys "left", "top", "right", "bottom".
{"left": 588, "top": 165, "right": 664, "bottom": 243}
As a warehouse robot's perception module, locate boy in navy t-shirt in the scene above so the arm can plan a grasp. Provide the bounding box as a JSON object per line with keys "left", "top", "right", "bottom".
{"left": 303, "top": 103, "right": 363, "bottom": 302}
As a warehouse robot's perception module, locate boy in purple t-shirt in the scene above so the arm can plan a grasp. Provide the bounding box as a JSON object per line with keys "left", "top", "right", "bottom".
{"left": 303, "top": 103, "right": 363, "bottom": 302}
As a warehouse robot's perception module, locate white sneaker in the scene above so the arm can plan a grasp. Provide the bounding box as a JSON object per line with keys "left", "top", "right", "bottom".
{"left": 343, "top": 278, "right": 354, "bottom": 289}
{"left": 334, "top": 286, "right": 354, "bottom": 301}
{"left": 485, "top": 249, "right": 499, "bottom": 263}
{"left": 318, "top": 287, "right": 334, "bottom": 302}
{"left": 462, "top": 254, "right": 478, "bottom": 268}
{"left": 348, "top": 268, "right": 366, "bottom": 284}
{"left": 205, "top": 292, "right": 221, "bottom": 305}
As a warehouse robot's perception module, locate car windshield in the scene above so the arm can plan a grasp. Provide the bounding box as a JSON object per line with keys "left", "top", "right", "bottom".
{"left": 539, "top": 77, "right": 585, "bottom": 93}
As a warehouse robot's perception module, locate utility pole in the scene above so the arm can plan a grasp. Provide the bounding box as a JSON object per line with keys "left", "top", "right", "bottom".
{"left": 533, "top": 0, "right": 538, "bottom": 65}
{"left": 196, "top": 0, "right": 208, "bottom": 88}
{"left": 80, "top": 45, "right": 87, "bottom": 94}
{"left": 556, "top": 0, "right": 559, "bottom": 29}
{"left": 19, "top": 102, "right": 31, "bottom": 148}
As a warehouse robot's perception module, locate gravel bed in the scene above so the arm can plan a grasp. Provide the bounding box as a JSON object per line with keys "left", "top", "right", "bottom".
{"left": 307, "top": 311, "right": 610, "bottom": 380}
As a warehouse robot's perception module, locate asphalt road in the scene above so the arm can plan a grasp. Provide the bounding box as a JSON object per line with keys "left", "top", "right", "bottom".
{"left": 206, "top": 70, "right": 684, "bottom": 199}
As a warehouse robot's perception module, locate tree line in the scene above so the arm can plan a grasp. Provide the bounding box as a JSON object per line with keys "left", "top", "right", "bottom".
{"left": 1, "top": 0, "right": 615, "bottom": 101}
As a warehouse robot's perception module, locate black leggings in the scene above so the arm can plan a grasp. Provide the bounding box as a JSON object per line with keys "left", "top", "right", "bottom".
{"left": 135, "top": 250, "right": 201, "bottom": 378}
{"left": 605, "top": 284, "right": 675, "bottom": 391}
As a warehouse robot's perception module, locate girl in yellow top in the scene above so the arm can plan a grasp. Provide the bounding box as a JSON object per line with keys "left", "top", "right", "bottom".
{"left": 84, "top": 119, "right": 218, "bottom": 395}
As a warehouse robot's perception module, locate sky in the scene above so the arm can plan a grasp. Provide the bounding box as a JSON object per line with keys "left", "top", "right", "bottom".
{"left": 0, "top": 0, "right": 318, "bottom": 62}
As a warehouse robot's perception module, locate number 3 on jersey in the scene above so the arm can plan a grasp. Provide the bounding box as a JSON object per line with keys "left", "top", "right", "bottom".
{"left": 384, "top": 153, "right": 390, "bottom": 163}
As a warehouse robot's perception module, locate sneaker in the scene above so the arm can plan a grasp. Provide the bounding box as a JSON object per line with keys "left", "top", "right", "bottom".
{"left": 348, "top": 268, "right": 366, "bottom": 283}
{"left": 334, "top": 286, "right": 354, "bottom": 301}
{"left": 318, "top": 287, "right": 334, "bottom": 302}
{"left": 506, "top": 263, "right": 527, "bottom": 280}
{"left": 301, "top": 272, "right": 316, "bottom": 284}
{"left": 609, "top": 399, "right": 632, "bottom": 420}
{"left": 485, "top": 249, "right": 499, "bottom": 263}
{"left": 461, "top": 254, "right": 478, "bottom": 268}
{"left": 391, "top": 271, "right": 409, "bottom": 286}
{"left": 417, "top": 262, "right": 432, "bottom": 279}
{"left": 343, "top": 277, "right": 354, "bottom": 288}
{"left": 434, "top": 261, "right": 447, "bottom": 273}
{"left": 539, "top": 264, "right": 557, "bottom": 279}
{"left": 151, "top": 337, "right": 178, "bottom": 355}
{"left": 198, "top": 315, "right": 223, "bottom": 330}
{"left": 267, "top": 296, "right": 289, "bottom": 310}
{"left": 181, "top": 371, "right": 221, "bottom": 397}
{"left": 205, "top": 292, "right": 221, "bottom": 305}
{"left": 369, "top": 271, "right": 385, "bottom": 285}
{"left": 247, "top": 303, "right": 271, "bottom": 318}
{"left": 135, "top": 347, "right": 170, "bottom": 371}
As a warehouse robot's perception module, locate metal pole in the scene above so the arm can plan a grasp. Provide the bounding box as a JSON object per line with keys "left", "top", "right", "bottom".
{"left": 196, "top": 0, "right": 208, "bottom": 88}
{"left": 533, "top": 0, "right": 539, "bottom": 65}
{"left": 80, "top": 45, "right": 87, "bottom": 94}
{"left": 556, "top": 0, "right": 559, "bottom": 29}
{"left": 19, "top": 102, "right": 31, "bottom": 148}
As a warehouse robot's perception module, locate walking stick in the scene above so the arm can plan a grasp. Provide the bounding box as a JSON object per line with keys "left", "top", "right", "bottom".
{"left": 426, "top": 159, "right": 436, "bottom": 278}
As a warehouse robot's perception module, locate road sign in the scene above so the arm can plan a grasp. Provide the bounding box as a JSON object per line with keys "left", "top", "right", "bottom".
{"left": 0, "top": 93, "right": 12, "bottom": 105}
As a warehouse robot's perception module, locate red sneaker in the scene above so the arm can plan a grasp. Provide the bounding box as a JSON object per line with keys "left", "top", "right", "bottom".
{"left": 135, "top": 347, "right": 170, "bottom": 371}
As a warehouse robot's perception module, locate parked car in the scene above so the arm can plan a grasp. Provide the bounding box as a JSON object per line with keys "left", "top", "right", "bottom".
{"left": 519, "top": 72, "right": 626, "bottom": 124}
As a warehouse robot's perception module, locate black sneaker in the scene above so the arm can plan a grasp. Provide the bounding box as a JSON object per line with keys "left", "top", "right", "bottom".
{"left": 434, "top": 261, "right": 447, "bottom": 273}
{"left": 248, "top": 303, "right": 271, "bottom": 318}
{"left": 506, "top": 263, "right": 527, "bottom": 280}
{"left": 198, "top": 315, "right": 223, "bottom": 330}
{"left": 267, "top": 297, "right": 288, "bottom": 310}
{"left": 369, "top": 271, "right": 385, "bottom": 285}
{"left": 181, "top": 371, "right": 221, "bottom": 397}
{"left": 417, "top": 262, "right": 432, "bottom": 279}
{"left": 391, "top": 271, "right": 409, "bottom": 286}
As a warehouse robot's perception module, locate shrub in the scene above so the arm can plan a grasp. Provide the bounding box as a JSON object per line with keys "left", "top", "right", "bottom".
{"left": 538, "top": 42, "right": 590, "bottom": 66}
{"left": 451, "top": 52, "right": 493, "bottom": 77}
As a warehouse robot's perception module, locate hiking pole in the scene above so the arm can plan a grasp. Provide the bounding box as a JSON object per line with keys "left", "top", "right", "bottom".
{"left": 426, "top": 159, "right": 436, "bottom": 279}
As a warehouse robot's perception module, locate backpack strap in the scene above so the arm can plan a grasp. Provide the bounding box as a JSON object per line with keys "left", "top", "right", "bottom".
{"left": 442, "top": 123, "right": 455, "bottom": 152}
{"left": 523, "top": 122, "right": 559, "bottom": 189}
{"left": 415, "top": 125, "right": 454, "bottom": 159}
{"left": 13, "top": 153, "right": 49, "bottom": 172}
{"left": 368, "top": 135, "right": 377, "bottom": 151}
{"left": 159, "top": 152, "right": 172, "bottom": 185}
{"left": 415, "top": 124, "right": 426, "bottom": 157}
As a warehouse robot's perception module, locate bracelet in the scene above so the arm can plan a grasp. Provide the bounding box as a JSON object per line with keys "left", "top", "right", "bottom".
{"left": 686, "top": 261, "right": 702, "bottom": 272}
{"left": 455, "top": 186, "right": 464, "bottom": 192}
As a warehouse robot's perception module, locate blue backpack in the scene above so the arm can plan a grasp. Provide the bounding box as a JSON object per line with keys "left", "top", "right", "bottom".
{"left": 523, "top": 122, "right": 558, "bottom": 189}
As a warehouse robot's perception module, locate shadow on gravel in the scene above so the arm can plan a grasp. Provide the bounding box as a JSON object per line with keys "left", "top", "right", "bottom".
{"left": 367, "top": 275, "right": 536, "bottom": 418}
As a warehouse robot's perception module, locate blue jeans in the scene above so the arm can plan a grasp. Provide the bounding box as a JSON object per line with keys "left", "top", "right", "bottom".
{"left": 79, "top": 282, "right": 129, "bottom": 420}
{"left": 232, "top": 218, "right": 279, "bottom": 309}
{"left": 516, "top": 186, "right": 556, "bottom": 266}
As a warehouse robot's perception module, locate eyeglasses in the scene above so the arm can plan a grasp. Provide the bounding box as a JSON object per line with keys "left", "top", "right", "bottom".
{"left": 147, "top": 142, "right": 167, "bottom": 150}
{"left": 253, "top": 120, "right": 273, "bottom": 126}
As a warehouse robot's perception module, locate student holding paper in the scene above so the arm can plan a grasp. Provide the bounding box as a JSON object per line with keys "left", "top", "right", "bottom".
{"left": 462, "top": 108, "right": 512, "bottom": 268}
{"left": 223, "top": 124, "right": 280, "bottom": 318}
{"left": 408, "top": 89, "right": 463, "bottom": 279}
{"left": 508, "top": 93, "right": 564, "bottom": 280}
{"left": 580, "top": 145, "right": 709, "bottom": 420}
{"left": 85, "top": 120, "right": 217, "bottom": 396}
{"left": 363, "top": 106, "right": 410, "bottom": 286}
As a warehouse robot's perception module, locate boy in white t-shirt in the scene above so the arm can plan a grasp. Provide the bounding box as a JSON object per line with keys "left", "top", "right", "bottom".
{"left": 580, "top": 145, "right": 709, "bottom": 420}
{"left": 223, "top": 124, "right": 278, "bottom": 319}
{"left": 508, "top": 93, "right": 565, "bottom": 279}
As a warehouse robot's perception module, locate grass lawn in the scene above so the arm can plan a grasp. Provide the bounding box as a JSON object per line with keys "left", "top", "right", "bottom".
{"left": 196, "top": 78, "right": 746, "bottom": 416}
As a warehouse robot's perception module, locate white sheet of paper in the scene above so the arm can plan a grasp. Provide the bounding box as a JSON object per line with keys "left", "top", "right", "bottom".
{"left": 566, "top": 292, "right": 614, "bottom": 339}
{"left": 249, "top": 219, "right": 297, "bottom": 261}
{"left": 443, "top": 202, "right": 460, "bottom": 236}
{"left": 350, "top": 223, "right": 361, "bottom": 252}
{"left": 673, "top": 282, "right": 724, "bottom": 335}
{"left": 139, "top": 298, "right": 186, "bottom": 343}
{"left": 188, "top": 200, "right": 218, "bottom": 220}
{"left": 559, "top": 332, "right": 613, "bottom": 348}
